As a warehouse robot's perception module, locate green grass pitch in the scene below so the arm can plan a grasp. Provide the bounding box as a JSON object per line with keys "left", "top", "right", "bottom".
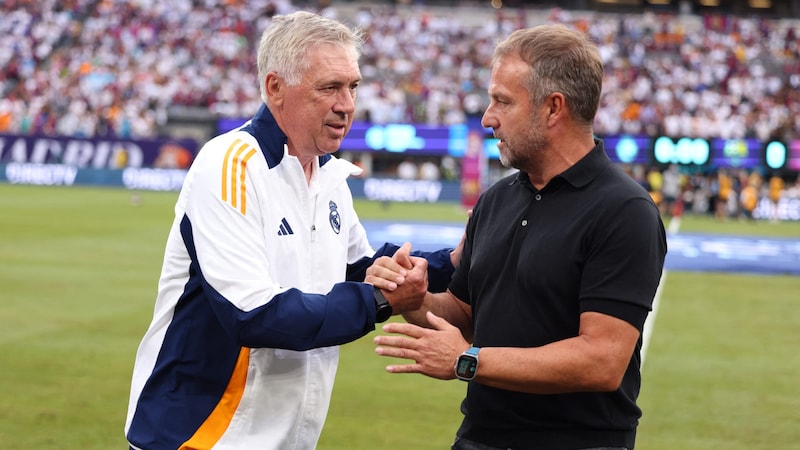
{"left": 1, "top": 184, "right": 799, "bottom": 449}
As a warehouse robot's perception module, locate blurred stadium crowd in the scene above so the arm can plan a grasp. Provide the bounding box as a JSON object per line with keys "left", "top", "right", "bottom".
{"left": 3, "top": 0, "right": 800, "bottom": 221}
{"left": 1, "top": 0, "right": 799, "bottom": 143}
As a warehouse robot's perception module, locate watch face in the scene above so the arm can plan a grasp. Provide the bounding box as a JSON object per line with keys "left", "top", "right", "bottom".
{"left": 376, "top": 304, "right": 393, "bottom": 323}
{"left": 456, "top": 355, "right": 478, "bottom": 379}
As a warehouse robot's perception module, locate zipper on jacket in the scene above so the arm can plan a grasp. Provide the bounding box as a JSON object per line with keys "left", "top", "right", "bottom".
{"left": 311, "top": 224, "right": 316, "bottom": 242}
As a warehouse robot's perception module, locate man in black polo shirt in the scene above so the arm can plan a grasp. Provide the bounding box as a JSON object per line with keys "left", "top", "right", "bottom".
{"left": 372, "top": 24, "right": 667, "bottom": 450}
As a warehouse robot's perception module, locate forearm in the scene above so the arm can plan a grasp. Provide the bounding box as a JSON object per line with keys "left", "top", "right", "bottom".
{"left": 470, "top": 313, "right": 639, "bottom": 393}
{"left": 402, "top": 291, "right": 473, "bottom": 341}
{"left": 410, "top": 248, "right": 455, "bottom": 293}
{"left": 470, "top": 338, "right": 619, "bottom": 393}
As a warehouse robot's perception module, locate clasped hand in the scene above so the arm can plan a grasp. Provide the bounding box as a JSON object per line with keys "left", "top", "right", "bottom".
{"left": 365, "top": 242, "right": 428, "bottom": 315}
{"left": 367, "top": 242, "right": 470, "bottom": 380}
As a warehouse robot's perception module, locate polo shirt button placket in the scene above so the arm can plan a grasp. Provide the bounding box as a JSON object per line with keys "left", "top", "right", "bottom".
{"left": 524, "top": 193, "right": 541, "bottom": 227}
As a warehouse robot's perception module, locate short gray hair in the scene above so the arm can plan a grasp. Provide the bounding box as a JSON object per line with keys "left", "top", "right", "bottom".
{"left": 257, "top": 11, "right": 364, "bottom": 103}
{"left": 493, "top": 24, "right": 603, "bottom": 128}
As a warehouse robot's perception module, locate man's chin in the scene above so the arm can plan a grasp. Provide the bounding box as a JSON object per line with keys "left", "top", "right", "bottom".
{"left": 319, "top": 142, "right": 344, "bottom": 155}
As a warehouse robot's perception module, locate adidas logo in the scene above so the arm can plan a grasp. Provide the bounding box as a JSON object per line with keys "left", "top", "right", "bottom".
{"left": 277, "top": 217, "right": 294, "bottom": 236}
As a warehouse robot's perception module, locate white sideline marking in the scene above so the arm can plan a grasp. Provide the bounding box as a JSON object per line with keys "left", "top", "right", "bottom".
{"left": 667, "top": 215, "right": 682, "bottom": 235}
{"left": 642, "top": 216, "right": 678, "bottom": 369}
{"left": 641, "top": 272, "right": 665, "bottom": 369}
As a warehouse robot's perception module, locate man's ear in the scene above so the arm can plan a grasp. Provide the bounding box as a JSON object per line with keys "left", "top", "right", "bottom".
{"left": 265, "top": 73, "right": 284, "bottom": 105}
{"left": 546, "top": 92, "right": 566, "bottom": 125}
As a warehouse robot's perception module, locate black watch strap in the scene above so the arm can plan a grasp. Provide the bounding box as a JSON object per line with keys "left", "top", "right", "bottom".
{"left": 373, "top": 287, "right": 393, "bottom": 323}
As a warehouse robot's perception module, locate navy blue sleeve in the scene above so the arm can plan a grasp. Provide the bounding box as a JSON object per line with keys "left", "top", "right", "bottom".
{"left": 345, "top": 242, "right": 455, "bottom": 293}
{"left": 182, "top": 214, "right": 380, "bottom": 351}
{"left": 206, "top": 281, "right": 377, "bottom": 351}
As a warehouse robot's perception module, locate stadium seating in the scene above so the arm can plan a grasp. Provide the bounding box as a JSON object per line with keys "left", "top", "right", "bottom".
{"left": 1, "top": 1, "right": 798, "bottom": 143}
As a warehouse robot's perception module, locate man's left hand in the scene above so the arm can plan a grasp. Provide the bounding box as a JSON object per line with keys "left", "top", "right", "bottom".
{"left": 374, "top": 311, "right": 469, "bottom": 380}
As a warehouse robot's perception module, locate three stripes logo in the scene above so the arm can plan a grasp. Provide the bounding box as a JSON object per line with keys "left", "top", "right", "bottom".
{"left": 221, "top": 138, "right": 257, "bottom": 215}
{"left": 277, "top": 218, "right": 294, "bottom": 236}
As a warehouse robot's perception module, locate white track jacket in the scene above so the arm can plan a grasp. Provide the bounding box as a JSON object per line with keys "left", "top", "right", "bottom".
{"left": 125, "top": 105, "right": 454, "bottom": 450}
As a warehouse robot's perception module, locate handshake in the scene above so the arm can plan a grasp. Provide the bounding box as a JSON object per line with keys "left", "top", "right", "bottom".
{"left": 364, "top": 242, "right": 429, "bottom": 317}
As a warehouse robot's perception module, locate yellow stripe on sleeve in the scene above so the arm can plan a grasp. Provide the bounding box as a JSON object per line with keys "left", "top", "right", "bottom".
{"left": 178, "top": 347, "right": 251, "bottom": 450}
{"left": 221, "top": 139, "right": 256, "bottom": 215}
{"left": 238, "top": 149, "right": 257, "bottom": 215}
{"left": 220, "top": 139, "right": 241, "bottom": 202}
{"left": 229, "top": 144, "right": 249, "bottom": 210}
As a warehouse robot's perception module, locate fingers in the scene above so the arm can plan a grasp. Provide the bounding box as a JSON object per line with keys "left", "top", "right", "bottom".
{"left": 373, "top": 330, "right": 424, "bottom": 373}
{"left": 366, "top": 275, "right": 398, "bottom": 291}
{"left": 374, "top": 326, "right": 462, "bottom": 380}
{"left": 373, "top": 332, "right": 435, "bottom": 376}
{"left": 374, "top": 342, "right": 416, "bottom": 360}
{"left": 425, "top": 311, "right": 452, "bottom": 331}
{"left": 378, "top": 322, "right": 427, "bottom": 339}
{"left": 404, "top": 258, "right": 429, "bottom": 289}
{"left": 365, "top": 256, "right": 408, "bottom": 290}
{"left": 408, "top": 255, "right": 428, "bottom": 271}
{"left": 393, "top": 242, "right": 414, "bottom": 269}
{"left": 381, "top": 255, "right": 428, "bottom": 314}
{"left": 385, "top": 363, "right": 424, "bottom": 374}
{"left": 373, "top": 325, "right": 428, "bottom": 362}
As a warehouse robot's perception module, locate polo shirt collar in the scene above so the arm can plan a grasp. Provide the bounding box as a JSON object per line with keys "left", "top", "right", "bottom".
{"left": 513, "top": 139, "right": 609, "bottom": 190}
{"left": 558, "top": 139, "right": 610, "bottom": 189}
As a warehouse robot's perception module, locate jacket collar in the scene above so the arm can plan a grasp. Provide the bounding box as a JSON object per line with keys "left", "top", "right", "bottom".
{"left": 241, "top": 104, "right": 332, "bottom": 169}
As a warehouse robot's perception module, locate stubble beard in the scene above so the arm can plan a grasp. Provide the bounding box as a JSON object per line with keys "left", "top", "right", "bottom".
{"left": 498, "top": 125, "right": 547, "bottom": 172}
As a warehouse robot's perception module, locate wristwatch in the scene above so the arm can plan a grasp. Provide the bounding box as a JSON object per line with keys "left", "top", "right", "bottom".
{"left": 373, "top": 287, "right": 393, "bottom": 323}
{"left": 454, "top": 346, "right": 481, "bottom": 381}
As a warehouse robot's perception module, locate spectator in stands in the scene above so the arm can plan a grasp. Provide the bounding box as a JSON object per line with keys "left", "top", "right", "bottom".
{"left": 661, "top": 164, "right": 681, "bottom": 217}
{"left": 647, "top": 165, "right": 663, "bottom": 209}
{"left": 739, "top": 170, "right": 760, "bottom": 222}
{"left": 715, "top": 168, "right": 734, "bottom": 220}
{"left": 374, "top": 24, "right": 667, "bottom": 450}
{"left": 124, "top": 12, "right": 461, "bottom": 450}
{"left": 3, "top": 2, "right": 800, "bottom": 142}
{"left": 768, "top": 172, "right": 785, "bottom": 222}
{"left": 419, "top": 158, "right": 441, "bottom": 180}
{"left": 397, "top": 157, "right": 418, "bottom": 179}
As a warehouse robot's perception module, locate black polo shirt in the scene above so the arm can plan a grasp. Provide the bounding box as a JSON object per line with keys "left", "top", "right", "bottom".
{"left": 449, "top": 141, "right": 667, "bottom": 449}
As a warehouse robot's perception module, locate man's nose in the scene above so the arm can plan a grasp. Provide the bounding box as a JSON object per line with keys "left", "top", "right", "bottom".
{"left": 334, "top": 89, "right": 356, "bottom": 114}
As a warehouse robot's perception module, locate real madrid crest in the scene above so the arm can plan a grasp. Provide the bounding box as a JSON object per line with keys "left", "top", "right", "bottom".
{"left": 328, "top": 200, "right": 341, "bottom": 234}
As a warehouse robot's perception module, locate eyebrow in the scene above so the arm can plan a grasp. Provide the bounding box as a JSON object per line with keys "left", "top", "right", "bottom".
{"left": 319, "top": 79, "right": 361, "bottom": 91}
